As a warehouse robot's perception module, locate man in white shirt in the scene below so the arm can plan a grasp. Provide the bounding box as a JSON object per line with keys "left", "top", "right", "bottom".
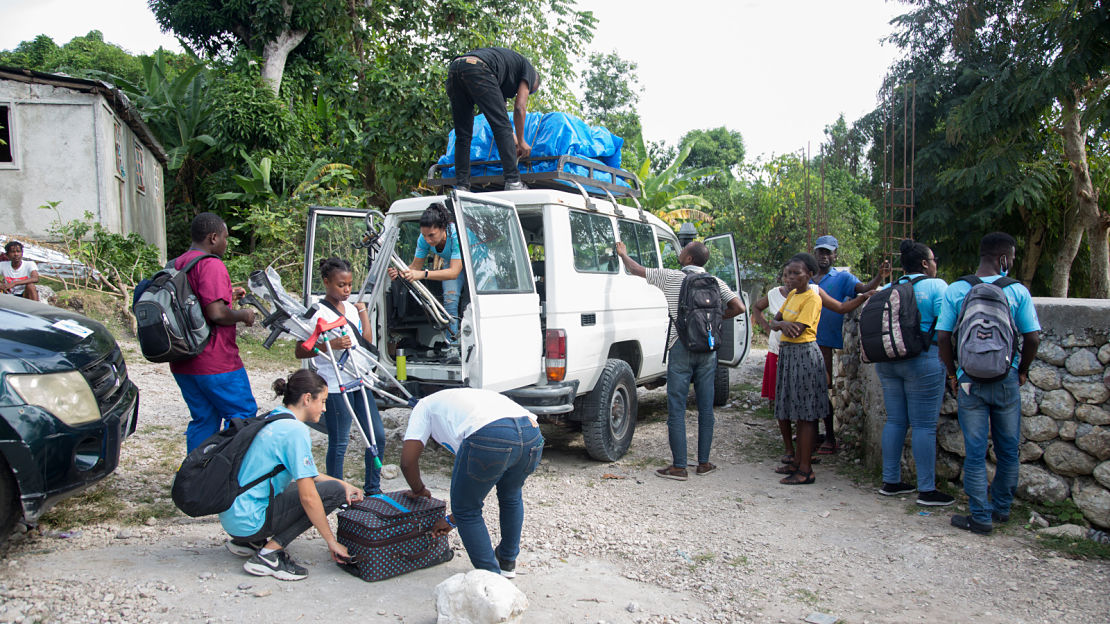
{"left": 400, "top": 388, "right": 542, "bottom": 578}
{"left": 0, "top": 241, "right": 39, "bottom": 300}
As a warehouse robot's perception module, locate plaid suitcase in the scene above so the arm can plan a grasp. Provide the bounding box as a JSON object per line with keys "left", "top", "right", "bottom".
{"left": 336, "top": 491, "right": 454, "bottom": 581}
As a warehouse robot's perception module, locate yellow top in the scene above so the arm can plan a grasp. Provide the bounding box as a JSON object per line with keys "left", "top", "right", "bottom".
{"left": 779, "top": 287, "right": 821, "bottom": 344}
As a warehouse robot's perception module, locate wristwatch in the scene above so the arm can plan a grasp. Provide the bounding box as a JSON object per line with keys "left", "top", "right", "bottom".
{"left": 424, "top": 269, "right": 429, "bottom": 279}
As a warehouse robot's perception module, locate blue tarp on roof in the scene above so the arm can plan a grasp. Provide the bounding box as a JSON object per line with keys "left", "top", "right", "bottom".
{"left": 437, "top": 112, "right": 627, "bottom": 188}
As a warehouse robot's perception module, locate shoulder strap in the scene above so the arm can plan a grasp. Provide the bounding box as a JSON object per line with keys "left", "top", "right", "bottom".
{"left": 236, "top": 412, "right": 295, "bottom": 494}
{"left": 993, "top": 277, "right": 1019, "bottom": 288}
{"left": 180, "top": 253, "right": 218, "bottom": 274}
{"left": 958, "top": 274, "right": 981, "bottom": 286}
{"left": 317, "top": 299, "right": 378, "bottom": 355}
{"left": 908, "top": 275, "right": 929, "bottom": 285}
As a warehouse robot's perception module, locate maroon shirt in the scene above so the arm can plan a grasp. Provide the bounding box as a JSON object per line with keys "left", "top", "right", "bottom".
{"left": 168, "top": 250, "right": 245, "bottom": 376}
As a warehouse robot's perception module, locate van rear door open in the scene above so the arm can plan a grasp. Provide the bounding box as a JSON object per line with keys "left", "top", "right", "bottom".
{"left": 448, "top": 191, "right": 543, "bottom": 391}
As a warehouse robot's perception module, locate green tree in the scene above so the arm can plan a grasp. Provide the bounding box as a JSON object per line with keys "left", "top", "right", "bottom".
{"left": 0, "top": 31, "right": 146, "bottom": 85}
{"left": 719, "top": 152, "right": 879, "bottom": 281}
{"left": 580, "top": 50, "right": 643, "bottom": 166}
{"left": 886, "top": 0, "right": 1110, "bottom": 297}
{"left": 149, "top": 0, "right": 349, "bottom": 95}
{"left": 627, "top": 135, "right": 718, "bottom": 226}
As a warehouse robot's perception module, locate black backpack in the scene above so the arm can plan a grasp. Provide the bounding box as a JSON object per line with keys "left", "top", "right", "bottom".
{"left": 133, "top": 254, "right": 217, "bottom": 363}
{"left": 859, "top": 275, "right": 935, "bottom": 363}
{"left": 171, "top": 412, "right": 293, "bottom": 518}
{"left": 668, "top": 268, "right": 723, "bottom": 356}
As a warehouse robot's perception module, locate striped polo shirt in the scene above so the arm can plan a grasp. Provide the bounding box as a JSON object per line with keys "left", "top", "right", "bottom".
{"left": 644, "top": 266, "right": 738, "bottom": 349}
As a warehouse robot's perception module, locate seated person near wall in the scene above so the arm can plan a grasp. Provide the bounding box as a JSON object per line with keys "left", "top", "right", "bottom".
{"left": 1, "top": 240, "right": 40, "bottom": 301}
{"left": 222, "top": 369, "right": 364, "bottom": 581}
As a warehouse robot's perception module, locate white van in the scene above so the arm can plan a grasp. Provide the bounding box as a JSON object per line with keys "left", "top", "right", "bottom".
{"left": 302, "top": 186, "right": 750, "bottom": 461}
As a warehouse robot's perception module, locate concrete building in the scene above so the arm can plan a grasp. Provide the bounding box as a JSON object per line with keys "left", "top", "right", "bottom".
{"left": 0, "top": 66, "right": 167, "bottom": 260}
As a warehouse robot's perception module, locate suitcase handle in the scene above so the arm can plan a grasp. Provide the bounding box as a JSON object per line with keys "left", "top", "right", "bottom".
{"left": 343, "top": 531, "right": 440, "bottom": 564}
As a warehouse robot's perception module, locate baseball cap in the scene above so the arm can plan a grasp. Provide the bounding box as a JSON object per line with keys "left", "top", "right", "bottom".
{"left": 814, "top": 235, "right": 839, "bottom": 251}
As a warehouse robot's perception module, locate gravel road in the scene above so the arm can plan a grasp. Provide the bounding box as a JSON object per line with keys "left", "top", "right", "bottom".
{"left": 1, "top": 340, "right": 1107, "bottom": 624}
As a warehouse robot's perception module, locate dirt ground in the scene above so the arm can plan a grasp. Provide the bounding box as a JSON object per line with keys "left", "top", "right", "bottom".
{"left": 1, "top": 339, "right": 1107, "bottom": 624}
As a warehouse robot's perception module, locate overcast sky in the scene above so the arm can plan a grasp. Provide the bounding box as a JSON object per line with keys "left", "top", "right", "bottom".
{"left": 2, "top": 0, "right": 910, "bottom": 160}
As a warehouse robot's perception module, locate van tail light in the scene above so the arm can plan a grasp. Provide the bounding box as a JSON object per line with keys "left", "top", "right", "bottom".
{"left": 545, "top": 329, "right": 566, "bottom": 382}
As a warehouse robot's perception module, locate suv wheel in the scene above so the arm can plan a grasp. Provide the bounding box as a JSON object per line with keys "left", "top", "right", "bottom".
{"left": 0, "top": 457, "right": 21, "bottom": 544}
{"left": 581, "top": 359, "right": 637, "bottom": 462}
{"left": 713, "top": 366, "right": 730, "bottom": 406}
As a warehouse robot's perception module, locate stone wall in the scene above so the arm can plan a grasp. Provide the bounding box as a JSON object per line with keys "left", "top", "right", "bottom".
{"left": 833, "top": 298, "right": 1110, "bottom": 529}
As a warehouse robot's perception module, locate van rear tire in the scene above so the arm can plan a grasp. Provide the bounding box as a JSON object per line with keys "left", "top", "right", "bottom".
{"left": 581, "top": 359, "right": 637, "bottom": 462}
{"left": 713, "top": 366, "right": 730, "bottom": 406}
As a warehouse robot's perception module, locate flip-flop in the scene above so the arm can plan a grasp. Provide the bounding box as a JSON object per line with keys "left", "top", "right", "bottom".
{"left": 817, "top": 442, "right": 839, "bottom": 455}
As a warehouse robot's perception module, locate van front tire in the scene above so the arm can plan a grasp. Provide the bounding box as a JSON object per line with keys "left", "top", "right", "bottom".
{"left": 581, "top": 359, "right": 637, "bottom": 462}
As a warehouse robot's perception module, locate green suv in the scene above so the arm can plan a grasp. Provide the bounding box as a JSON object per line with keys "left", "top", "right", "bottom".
{"left": 0, "top": 294, "right": 138, "bottom": 541}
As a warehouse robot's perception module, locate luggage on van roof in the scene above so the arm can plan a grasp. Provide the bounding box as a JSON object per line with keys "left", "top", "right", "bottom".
{"left": 429, "top": 112, "right": 641, "bottom": 198}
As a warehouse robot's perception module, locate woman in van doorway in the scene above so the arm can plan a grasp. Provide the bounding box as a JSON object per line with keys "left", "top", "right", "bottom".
{"left": 388, "top": 202, "right": 465, "bottom": 346}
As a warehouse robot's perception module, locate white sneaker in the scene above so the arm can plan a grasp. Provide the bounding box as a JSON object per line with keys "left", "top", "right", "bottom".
{"left": 243, "top": 550, "right": 307, "bottom": 581}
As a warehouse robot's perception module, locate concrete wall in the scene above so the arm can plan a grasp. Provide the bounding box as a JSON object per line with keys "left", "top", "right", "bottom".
{"left": 833, "top": 298, "right": 1110, "bottom": 529}
{"left": 0, "top": 80, "right": 166, "bottom": 261}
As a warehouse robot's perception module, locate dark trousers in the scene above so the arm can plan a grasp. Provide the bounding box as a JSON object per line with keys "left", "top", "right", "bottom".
{"left": 232, "top": 480, "right": 347, "bottom": 548}
{"left": 446, "top": 58, "right": 520, "bottom": 186}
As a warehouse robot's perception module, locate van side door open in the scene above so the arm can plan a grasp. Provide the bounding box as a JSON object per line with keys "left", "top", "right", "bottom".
{"left": 448, "top": 191, "right": 543, "bottom": 391}
{"left": 703, "top": 233, "right": 751, "bottom": 367}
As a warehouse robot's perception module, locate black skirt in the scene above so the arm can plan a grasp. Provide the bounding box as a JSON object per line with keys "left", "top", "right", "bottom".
{"left": 774, "top": 341, "right": 829, "bottom": 422}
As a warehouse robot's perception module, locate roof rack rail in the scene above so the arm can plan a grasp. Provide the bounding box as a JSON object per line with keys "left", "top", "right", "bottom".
{"left": 427, "top": 154, "right": 642, "bottom": 199}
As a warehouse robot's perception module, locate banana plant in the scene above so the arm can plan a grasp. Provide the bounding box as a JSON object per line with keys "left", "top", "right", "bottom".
{"left": 629, "top": 133, "right": 719, "bottom": 229}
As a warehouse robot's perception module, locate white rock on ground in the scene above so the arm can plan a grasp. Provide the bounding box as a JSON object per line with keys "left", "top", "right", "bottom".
{"left": 434, "top": 570, "right": 527, "bottom": 624}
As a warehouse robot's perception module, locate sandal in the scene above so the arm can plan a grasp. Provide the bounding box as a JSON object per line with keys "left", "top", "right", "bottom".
{"left": 774, "top": 463, "right": 799, "bottom": 475}
{"left": 779, "top": 454, "right": 796, "bottom": 464}
{"left": 817, "top": 441, "right": 839, "bottom": 455}
{"left": 780, "top": 469, "right": 815, "bottom": 485}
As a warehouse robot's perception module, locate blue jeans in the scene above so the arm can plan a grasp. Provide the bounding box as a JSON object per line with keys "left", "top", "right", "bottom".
{"left": 450, "top": 417, "right": 543, "bottom": 573}
{"left": 174, "top": 368, "right": 258, "bottom": 453}
{"left": 666, "top": 340, "right": 717, "bottom": 467}
{"left": 876, "top": 347, "right": 945, "bottom": 490}
{"left": 442, "top": 271, "right": 465, "bottom": 343}
{"left": 324, "top": 390, "right": 385, "bottom": 494}
{"left": 957, "top": 368, "right": 1021, "bottom": 525}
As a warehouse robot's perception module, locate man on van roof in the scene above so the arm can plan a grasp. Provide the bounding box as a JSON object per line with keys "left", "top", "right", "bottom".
{"left": 447, "top": 47, "right": 540, "bottom": 192}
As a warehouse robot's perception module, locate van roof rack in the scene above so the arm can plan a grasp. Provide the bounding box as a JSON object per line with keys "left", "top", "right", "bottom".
{"left": 427, "top": 155, "right": 642, "bottom": 199}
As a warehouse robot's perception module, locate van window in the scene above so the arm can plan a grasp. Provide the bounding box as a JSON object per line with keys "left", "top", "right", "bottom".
{"left": 308, "top": 213, "right": 371, "bottom": 295}
{"left": 660, "top": 239, "right": 681, "bottom": 270}
{"left": 459, "top": 200, "right": 533, "bottom": 294}
{"left": 570, "top": 211, "right": 618, "bottom": 273}
{"left": 618, "top": 220, "right": 660, "bottom": 271}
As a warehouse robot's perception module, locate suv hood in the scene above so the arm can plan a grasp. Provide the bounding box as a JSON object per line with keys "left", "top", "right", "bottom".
{"left": 0, "top": 294, "right": 119, "bottom": 374}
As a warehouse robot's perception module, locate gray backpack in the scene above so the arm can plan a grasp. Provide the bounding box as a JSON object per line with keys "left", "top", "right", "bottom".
{"left": 954, "top": 275, "right": 1019, "bottom": 383}
{"left": 133, "top": 254, "right": 217, "bottom": 363}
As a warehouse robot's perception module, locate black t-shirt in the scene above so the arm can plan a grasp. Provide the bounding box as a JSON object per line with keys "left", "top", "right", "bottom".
{"left": 464, "top": 47, "right": 539, "bottom": 99}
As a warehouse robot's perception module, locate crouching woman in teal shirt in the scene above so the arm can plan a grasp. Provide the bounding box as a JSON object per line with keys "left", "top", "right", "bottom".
{"left": 221, "top": 369, "right": 364, "bottom": 581}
